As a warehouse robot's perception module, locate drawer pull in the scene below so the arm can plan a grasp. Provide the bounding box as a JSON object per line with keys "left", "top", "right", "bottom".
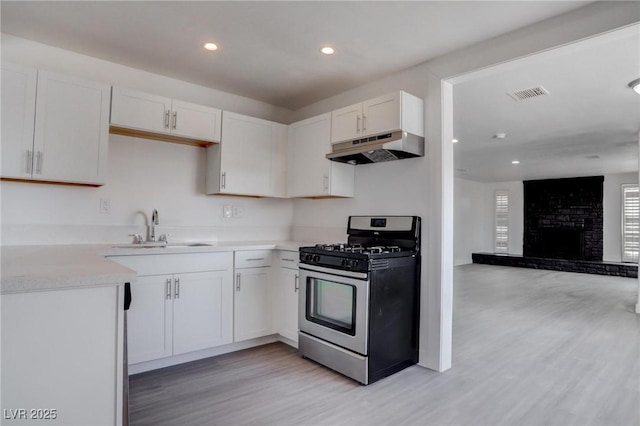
{"left": 246, "top": 257, "right": 265, "bottom": 262}
{"left": 282, "top": 258, "right": 295, "bottom": 262}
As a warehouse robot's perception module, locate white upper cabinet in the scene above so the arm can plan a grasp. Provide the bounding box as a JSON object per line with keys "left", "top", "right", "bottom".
{"left": 1, "top": 64, "right": 110, "bottom": 185}
{"left": 330, "top": 103, "right": 363, "bottom": 144}
{"left": 362, "top": 92, "right": 401, "bottom": 136}
{"left": 206, "top": 111, "right": 287, "bottom": 197}
{"left": 288, "top": 113, "right": 354, "bottom": 198}
{"left": 110, "top": 87, "right": 222, "bottom": 144}
{"left": 1, "top": 63, "right": 37, "bottom": 180}
{"left": 330, "top": 91, "right": 423, "bottom": 144}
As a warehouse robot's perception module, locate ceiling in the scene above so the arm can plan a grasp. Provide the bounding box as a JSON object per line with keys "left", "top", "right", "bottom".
{"left": 2, "top": 1, "right": 636, "bottom": 183}
{"left": 453, "top": 25, "right": 640, "bottom": 183}
{"left": 1, "top": 1, "right": 594, "bottom": 110}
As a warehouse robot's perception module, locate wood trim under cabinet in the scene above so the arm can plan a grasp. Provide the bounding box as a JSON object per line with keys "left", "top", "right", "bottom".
{"left": 1, "top": 177, "right": 102, "bottom": 187}
{"left": 109, "top": 125, "right": 216, "bottom": 148}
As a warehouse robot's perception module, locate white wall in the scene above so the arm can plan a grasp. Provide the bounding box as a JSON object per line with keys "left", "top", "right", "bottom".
{"left": 453, "top": 179, "right": 524, "bottom": 265}
{"left": 1, "top": 35, "right": 294, "bottom": 245}
{"left": 604, "top": 172, "right": 639, "bottom": 262}
{"left": 453, "top": 178, "right": 486, "bottom": 265}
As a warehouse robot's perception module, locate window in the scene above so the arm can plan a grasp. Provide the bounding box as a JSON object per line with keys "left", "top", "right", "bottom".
{"left": 622, "top": 184, "right": 639, "bottom": 263}
{"left": 495, "top": 190, "right": 509, "bottom": 253}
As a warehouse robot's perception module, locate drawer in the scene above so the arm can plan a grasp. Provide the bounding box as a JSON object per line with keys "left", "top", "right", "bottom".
{"left": 234, "top": 250, "right": 272, "bottom": 268}
{"left": 276, "top": 250, "right": 298, "bottom": 269}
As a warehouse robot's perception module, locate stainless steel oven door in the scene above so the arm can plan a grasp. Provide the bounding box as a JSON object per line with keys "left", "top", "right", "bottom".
{"left": 298, "top": 264, "right": 369, "bottom": 355}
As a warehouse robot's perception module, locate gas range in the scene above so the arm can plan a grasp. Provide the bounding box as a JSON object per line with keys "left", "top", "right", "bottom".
{"left": 298, "top": 215, "right": 421, "bottom": 385}
{"left": 299, "top": 216, "right": 420, "bottom": 272}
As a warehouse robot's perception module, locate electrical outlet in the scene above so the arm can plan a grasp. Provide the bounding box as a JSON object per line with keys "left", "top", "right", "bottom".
{"left": 223, "top": 205, "right": 233, "bottom": 219}
{"left": 100, "top": 198, "right": 110, "bottom": 214}
{"left": 232, "top": 206, "right": 244, "bottom": 218}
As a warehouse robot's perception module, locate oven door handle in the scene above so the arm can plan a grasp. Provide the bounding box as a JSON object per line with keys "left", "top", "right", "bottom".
{"left": 299, "top": 263, "right": 368, "bottom": 280}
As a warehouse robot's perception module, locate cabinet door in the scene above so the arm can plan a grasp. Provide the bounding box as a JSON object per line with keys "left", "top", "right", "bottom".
{"left": 127, "top": 275, "right": 173, "bottom": 364}
{"left": 170, "top": 100, "right": 222, "bottom": 142}
{"left": 33, "top": 71, "right": 110, "bottom": 185}
{"left": 363, "top": 92, "right": 401, "bottom": 137}
{"left": 1, "top": 63, "right": 37, "bottom": 179}
{"left": 234, "top": 268, "right": 272, "bottom": 342}
{"left": 276, "top": 267, "right": 299, "bottom": 343}
{"left": 219, "top": 112, "right": 273, "bottom": 196}
{"left": 331, "top": 102, "right": 362, "bottom": 143}
{"left": 172, "top": 270, "right": 233, "bottom": 355}
{"left": 110, "top": 87, "right": 172, "bottom": 135}
{"left": 2, "top": 286, "right": 121, "bottom": 426}
{"left": 270, "top": 122, "right": 288, "bottom": 198}
{"left": 288, "top": 113, "right": 332, "bottom": 197}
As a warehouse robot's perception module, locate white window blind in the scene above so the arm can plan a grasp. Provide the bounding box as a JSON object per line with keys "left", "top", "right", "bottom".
{"left": 622, "top": 184, "right": 639, "bottom": 263}
{"left": 495, "top": 190, "right": 509, "bottom": 253}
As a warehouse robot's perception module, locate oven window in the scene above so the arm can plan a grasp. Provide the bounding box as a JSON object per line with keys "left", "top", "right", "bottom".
{"left": 307, "top": 278, "right": 356, "bottom": 335}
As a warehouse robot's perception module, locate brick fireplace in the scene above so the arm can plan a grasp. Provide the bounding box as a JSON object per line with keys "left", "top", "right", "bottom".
{"left": 523, "top": 176, "right": 603, "bottom": 261}
{"left": 472, "top": 175, "right": 636, "bottom": 277}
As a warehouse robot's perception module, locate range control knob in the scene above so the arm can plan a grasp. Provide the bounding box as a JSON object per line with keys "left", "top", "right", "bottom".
{"left": 313, "top": 255, "right": 321, "bottom": 263}
{"left": 304, "top": 254, "right": 314, "bottom": 262}
{"left": 341, "top": 259, "right": 355, "bottom": 269}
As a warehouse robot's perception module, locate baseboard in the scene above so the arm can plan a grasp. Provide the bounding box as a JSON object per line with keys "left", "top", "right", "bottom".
{"left": 128, "top": 335, "right": 279, "bottom": 375}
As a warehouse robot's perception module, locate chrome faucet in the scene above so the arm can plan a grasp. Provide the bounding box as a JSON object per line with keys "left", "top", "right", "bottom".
{"left": 149, "top": 209, "right": 159, "bottom": 242}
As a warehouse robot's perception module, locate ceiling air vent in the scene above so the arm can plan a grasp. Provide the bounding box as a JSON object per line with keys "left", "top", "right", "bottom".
{"left": 507, "top": 86, "right": 549, "bottom": 101}
{"left": 585, "top": 154, "right": 600, "bottom": 160}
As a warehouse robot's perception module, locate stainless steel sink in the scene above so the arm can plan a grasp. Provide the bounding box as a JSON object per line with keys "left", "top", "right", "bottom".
{"left": 112, "top": 242, "right": 213, "bottom": 249}
{"left": 167, "top": 243, "right": 213, "bottom": 247}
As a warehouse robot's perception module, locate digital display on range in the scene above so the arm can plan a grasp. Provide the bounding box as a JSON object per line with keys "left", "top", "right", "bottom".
{"left": 370, "top": 218, "right": 387, "bottom": 228}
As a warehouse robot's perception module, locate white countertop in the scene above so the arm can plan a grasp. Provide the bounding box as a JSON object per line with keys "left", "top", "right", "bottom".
{"left": 1, "top": 241, "right": 310, "bottom": 294}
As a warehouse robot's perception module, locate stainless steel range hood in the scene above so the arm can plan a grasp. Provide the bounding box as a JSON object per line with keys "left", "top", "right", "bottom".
{"left": 326, "top": 130, "right": 424, "bottom": 164}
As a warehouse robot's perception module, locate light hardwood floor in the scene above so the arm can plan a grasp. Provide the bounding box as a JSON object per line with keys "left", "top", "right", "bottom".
{"left": 130, "top": 264, "right": 640, "bottom": 426}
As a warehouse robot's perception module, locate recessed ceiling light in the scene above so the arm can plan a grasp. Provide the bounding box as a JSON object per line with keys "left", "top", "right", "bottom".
{"left": 629, "top": 78, "right": 640, "bottom": 94}
{"left": 203, "top": 42, "right": 218, "bottom": 51}
{"left": 452, "top": 139, "right": 459, "bottom": 144}
{"left": 494, "top": 133, "right": 507, "bottom": 140}
{"left": 320, "top": 46, "right": 335, "bottom": 55}
{"left": 512, "top": 160, "right": 520, "bottom": 165}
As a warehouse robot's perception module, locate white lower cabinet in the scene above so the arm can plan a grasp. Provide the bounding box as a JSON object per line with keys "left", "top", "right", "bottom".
{"left": 109, "top": 252, "right": 233, "bottom": 365}
{"left": 273, "top": 250, "right": 299, "bottom": 344}
{"left": 233, "top": 250, "right": 273, "bottom": 342}
{"left": 2, "top": 285, "right": 124, "bottom": 426}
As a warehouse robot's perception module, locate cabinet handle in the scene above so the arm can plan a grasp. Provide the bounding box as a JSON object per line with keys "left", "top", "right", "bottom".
{"left": 164, "top": 110, "right": 170, "bottom": 129}
{"left": 172, "top": 111, "right": 177, "bottom": 129}
{"left": 166, "top": 278, "right": 172, "bottom": 300}
{"left": 356, "top": 115, "right": 361, "bottom": 133}
{"left": 221, "top": 172, "right": 226, "bottom": 189}
{"left": 236, "top": 272, "right": 241, "bottom": 291}
{"left": 282, "top": 258, "right": 295, "bottom": 263}
{"left": 246, "top": 258, "right": 264, "bottom": 262}
{"left": 362, "top": 114, "right": 366, "bottom": 133}
{"left": 25, "top": 150, "right": 33, "bottom": 174}
{"left": 295, "top": 274, "right": 299, "bottom": 292}
{"left": 35, "top": 151, "right": 43, "bottom": 174}
{"left": 175, "top": 277, "right": 180, "bottom": 299}
{"left": 323, "top": 173, "right": 329, "bottom": 192}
